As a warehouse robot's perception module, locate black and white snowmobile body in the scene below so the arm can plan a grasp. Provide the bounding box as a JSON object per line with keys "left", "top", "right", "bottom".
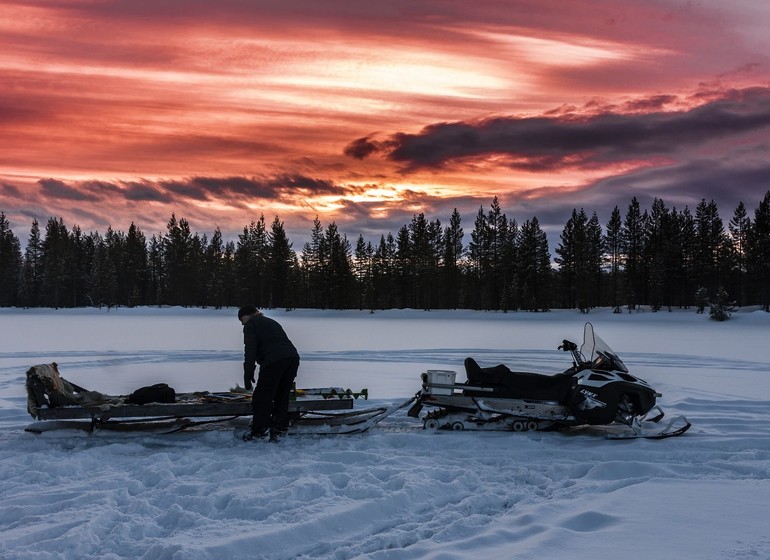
{"left": 408, "top": 322, "right": 690, "bottom": 439}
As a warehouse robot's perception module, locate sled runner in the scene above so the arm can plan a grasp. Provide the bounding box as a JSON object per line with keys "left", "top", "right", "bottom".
{"left": 407, "top": 323, "right": 691, "bottom": 440}
{"left": 24, "top": 362, "right": 383, "bottom": 435}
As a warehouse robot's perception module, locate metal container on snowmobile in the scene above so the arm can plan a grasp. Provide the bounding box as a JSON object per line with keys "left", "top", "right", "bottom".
{"left": 407, "top": 322, "right": 690, "bottom": 439}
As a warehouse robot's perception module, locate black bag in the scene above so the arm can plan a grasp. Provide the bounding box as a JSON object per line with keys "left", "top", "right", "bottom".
{"left": 126, "top": 383, "right": 176, "bottom": 405}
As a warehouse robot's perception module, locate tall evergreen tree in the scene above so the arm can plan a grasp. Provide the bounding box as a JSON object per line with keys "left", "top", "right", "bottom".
{"left": 677, "top": 206, "right": 697, "bottom": 308}
{"left": 693, "top": 199, "right": 727, "bottom": 296}
{"left": 644, "top": 198, "right": 669, "bottom": 311}
{"left": 353, "top": 234, "right": 374, "bottom": 310}
{"left": 123, "top": 223, "right": 148, "bottom": 307}
{"left": 69, "top": 226, "right": 96, "bottom": 307}
{"left": 89, "top": 232, "right": 118, "bottom": 307}
{"left": 749, "top": 191, "right": 770, "bottom": 310}
{"left": 499, "top": 217, "right": 519, "bottom": 311}
{"left": 467, "top": 206, "right": 490, "bottom": 309}
{"left": 235, "top": 216, "right": 268, "bottom": 306}
{"left": 555, "top": 209, "right": 584, "bottom": 309}
{"left": 268, "top": 216, "right": 294, "bottom": 308}
{"left": 517, "top": 217, "right": 551, "bottom": 311}
{"left": 442, "top": 208, "right": 464, "bottom": 309}
{"left": 0, "top": 213, "right": 22, "bottom": 306}
{"left": 394, "top": 224, "right": 413, "bottom": 308}
{"left": 300, "top": 217, "right": 324, "bottom": 308}
{"left": 372, "top": 233, "right": 396, "bottom": 309}
{"left": 147, "top": 234, "right": 166, "bottom": 306}
{"left": 40, "top": 217, "right": 73, "bottom": 308}
{"left": 206, "top": 228, "right": 225, "bottom": 309}
{"left": 584, "top": 211, "right": 603, "bottom": 310}
{"left": 728, "top": 202, "right": 751, "bottom": 306}
{"left": 322, "top": 221, "right": 353, "bottom": 309}
{"left": 604, "top": 206, "right": 623, "bottom": 312}
{"left": 622, "top": 197, "right": 647, "bottom": 310}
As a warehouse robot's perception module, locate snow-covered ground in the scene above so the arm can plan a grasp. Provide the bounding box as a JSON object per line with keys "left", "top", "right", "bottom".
{"left": 1, "top": 307, "right": 769, "bottom": 560}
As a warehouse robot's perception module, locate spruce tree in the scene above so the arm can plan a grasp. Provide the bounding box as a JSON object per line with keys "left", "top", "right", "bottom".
{"left": 0, "top": 213, "right": 22, "bottom": 306}
{"left": 728, "top": 202, "right": 751, "bottom": 307}
{"left": 749, "top": 191, "right": 770, "bottom": 310}
{"left": 40, "top": 217, "right": 73, "bottom": 308}
{"left": 442, "top": 209, "right": 464, "bottom": 309}
{"left": 517, "top": 217, "right": 551, "bottom": 311}
{"left": 604, "top": 206, "right": 623, "bottom": 313}
{"left": 622, "top": 197, "right": 646, "bottom": 310}
{"left": 268, "top": 216, "right": 294, "bottom": 309}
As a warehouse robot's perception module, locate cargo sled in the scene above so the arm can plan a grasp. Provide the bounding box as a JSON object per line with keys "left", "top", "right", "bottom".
{"left": 407, "top": 323, "right": 691, "bottom": 439}
{"left": 24, "top": 362, "right": 400, "bottom": 435}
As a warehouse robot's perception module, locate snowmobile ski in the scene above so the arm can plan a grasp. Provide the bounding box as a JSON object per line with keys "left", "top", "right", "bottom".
{"left": 236, "top": 396, "right": 417, "bottom": 439}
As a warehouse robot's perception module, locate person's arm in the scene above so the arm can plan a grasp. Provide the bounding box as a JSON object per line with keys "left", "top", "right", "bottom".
{"left": 243, "top": 321, "right": 257, "bottom": 390}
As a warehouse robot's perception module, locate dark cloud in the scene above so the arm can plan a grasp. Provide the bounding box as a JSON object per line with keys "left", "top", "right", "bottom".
{"left": 343, "top": 135, "right": 382, "bottom": 160}
{"left": 38, "top": 179, "right": 102, "bottom": 202}
{"left": 157, "top": 174, "right": 357, "bottom": 201}
{"left": 122, "top": 181, "right": 173, "bottom": 202}
{"left": 0, "top": 182, "right": 22, "bottom": 197}
{"left": 30, "top": 174, "right": 360, "bottom": 209}
{"left": 350, "top": 87, "right": 770, "bottom": 172}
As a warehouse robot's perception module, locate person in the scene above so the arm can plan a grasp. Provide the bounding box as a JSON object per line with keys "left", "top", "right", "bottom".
{"left": 238, "top": 305, "right": 300, "bottom": 442}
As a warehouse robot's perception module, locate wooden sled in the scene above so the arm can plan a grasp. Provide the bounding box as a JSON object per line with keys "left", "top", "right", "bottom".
{"left": 25, "top": 362, "right": 369, "bottom": 435}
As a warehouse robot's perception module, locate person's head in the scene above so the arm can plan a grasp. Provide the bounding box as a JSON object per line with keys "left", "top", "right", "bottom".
{"left": 238, "top": 305, "right": 259, "bottom": 324}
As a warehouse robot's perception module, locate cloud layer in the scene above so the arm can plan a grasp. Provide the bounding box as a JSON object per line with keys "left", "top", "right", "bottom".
{"left": 2, "top": 1, "right": 770, "bottom": 245}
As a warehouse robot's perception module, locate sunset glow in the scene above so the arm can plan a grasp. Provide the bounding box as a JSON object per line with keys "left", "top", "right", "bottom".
{"left": 2, "top": 0, "right": 770, "bottom": 244}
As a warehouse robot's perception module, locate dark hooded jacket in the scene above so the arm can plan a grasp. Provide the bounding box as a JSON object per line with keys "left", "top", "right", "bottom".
{"left": 243, "top": 314, "right": 299, "bottom": 371}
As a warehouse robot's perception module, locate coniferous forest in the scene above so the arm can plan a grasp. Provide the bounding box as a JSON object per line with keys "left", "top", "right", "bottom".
{"left": 1, "top": 191, "right": 769, "bottom": 313}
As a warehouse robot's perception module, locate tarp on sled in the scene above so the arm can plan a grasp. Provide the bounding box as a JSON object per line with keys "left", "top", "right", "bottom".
{"left": 26, "top": 362, "right": 124, "bottom": 418}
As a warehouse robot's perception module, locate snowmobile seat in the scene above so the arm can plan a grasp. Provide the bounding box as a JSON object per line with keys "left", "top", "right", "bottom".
{"left": 463, "top": 358, "right": 574, "bottom": 403}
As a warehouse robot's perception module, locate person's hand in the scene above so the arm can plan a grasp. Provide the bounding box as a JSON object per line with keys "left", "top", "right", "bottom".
{"left": 243, "top": 362, "right": 256, "bottom": 391}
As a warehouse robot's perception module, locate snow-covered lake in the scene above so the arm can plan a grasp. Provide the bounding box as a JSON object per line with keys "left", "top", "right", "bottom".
{"left": 1, "top": 307, "right": 769, "bottom": 559}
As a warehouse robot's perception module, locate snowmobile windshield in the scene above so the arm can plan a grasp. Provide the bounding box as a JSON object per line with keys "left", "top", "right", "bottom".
{"left": 580, "top": 323, "right": 629, "bottom": 373}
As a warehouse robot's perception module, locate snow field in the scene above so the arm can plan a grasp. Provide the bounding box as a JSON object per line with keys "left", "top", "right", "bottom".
{"left": 1, "top": 307, "right": 769, "bottom": 559}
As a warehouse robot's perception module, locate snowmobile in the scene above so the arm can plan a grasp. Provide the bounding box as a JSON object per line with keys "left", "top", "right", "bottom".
{"left": 407, "top": 322, "right": 691, "bottom": 439}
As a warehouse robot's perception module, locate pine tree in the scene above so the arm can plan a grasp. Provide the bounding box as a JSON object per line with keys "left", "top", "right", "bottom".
{"left": 268, "top": 216, "right": 294, "bottom": 308}
{"left": 728, "top": 202, "right": 751, "bottom": 307}
{"left": 604, "top": 206, "right": 623, "bottom": 313}
{"left": 372, "top": 233, "right": 396, "bottom": 309}
{"left": 89, "top": 232, "right": 118, "bottom": 308}
{"left": 499, "top": 217, "right": 518, "bottom": 311}
{"left": 40, "top": 217, "right": 73, "bottom": 308}
{"left": 322, "top": 222, "right": 353, "bottom": 309}
{"left": 69, "top": 226, "right": 96, "bottom": 307}
{"left": 677, "top": 206, "right": 697, "bottom": 308}
{"left": 467, "top": 206, "right": 490, "bottom": 309}
{"left": 517, "top": 217, "right": 551, "bottom": 311}
{"left": 694, "top": 199, "right": 727, "bottom": 295}
{"left": 645, "top": 198, "right": 669, "bottom": 311}
{"left": 0, "top": 213, "right": 22, "bottom": 306}
{"left": 235, "top": 216, "right": 268, "bottom": 306}
{"left": 622, "top": 197, "right": 646, "bottom": 310}
{"left": 584, "top": 211, "right": 603, "bottom": 310}
{"left": 147, "top": 234, "right": 166, "bottom": 307}
{"left": 442, "top": 209, "right": 464, "bottom": 309}
{"left": 300, "top": 217, "right": 324, "bottom": 308}
{"left": 749, "top": 191, "right": 770, "bottom": 310}
{"left": 123, "top": 223, "right": 148, "bottom": 307}
{"left": 206, "top": 228, "right": 227, "bottom": 309}
{"left": 555, "top": 209, "right": 581, "bottom": 310}
{"left": 709, "top": 286, "right": 735, "bottom": 321}
{"left": 353, "top": 234, "right": 374, "bottom": 310}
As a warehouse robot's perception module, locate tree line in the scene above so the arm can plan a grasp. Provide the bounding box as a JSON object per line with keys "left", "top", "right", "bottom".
{"left": 1, "top": 191, "right": 769, "bottom": 312}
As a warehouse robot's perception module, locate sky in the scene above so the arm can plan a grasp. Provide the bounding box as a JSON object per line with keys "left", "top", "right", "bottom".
{"left": 2, "top": 0, "right": 770, "bottom": 248}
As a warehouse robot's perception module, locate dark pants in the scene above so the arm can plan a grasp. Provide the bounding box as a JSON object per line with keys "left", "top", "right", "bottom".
{"left": 251, "top": 357, "right": 300, "bottom": 435}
